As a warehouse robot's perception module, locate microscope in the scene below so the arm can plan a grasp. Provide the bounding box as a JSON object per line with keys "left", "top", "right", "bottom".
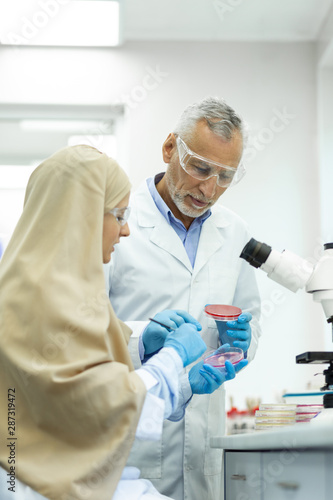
{"left": 240, "top": 239, "right": 333, "bottom": 391}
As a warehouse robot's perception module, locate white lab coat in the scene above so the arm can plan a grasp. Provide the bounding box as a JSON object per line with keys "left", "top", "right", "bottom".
{"left": 106, "top": 179, "right": 262, "bottom": 500}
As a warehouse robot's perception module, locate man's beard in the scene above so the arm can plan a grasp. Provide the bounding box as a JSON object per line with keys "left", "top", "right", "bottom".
{"left": 165, "top": 168, "right": 213, "bottom": 218}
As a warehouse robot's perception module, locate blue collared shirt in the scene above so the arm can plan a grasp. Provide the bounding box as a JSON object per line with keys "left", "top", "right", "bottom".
{"left": 146, "top": 174, "right": 211, "bottom": 268}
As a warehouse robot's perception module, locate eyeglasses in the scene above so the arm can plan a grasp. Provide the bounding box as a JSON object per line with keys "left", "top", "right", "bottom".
{"left": 176, "top": 136, "right": 245, "bottom": 188}
{"left": 108, "top": 206, "right": 131, "bottom": 226}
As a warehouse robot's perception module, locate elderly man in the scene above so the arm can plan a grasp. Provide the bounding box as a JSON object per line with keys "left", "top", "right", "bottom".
{"left": 105, "top": 96, "right": 261, "bottom": 500}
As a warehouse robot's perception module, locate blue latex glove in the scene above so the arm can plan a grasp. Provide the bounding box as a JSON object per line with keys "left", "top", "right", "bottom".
{"left": 217, "top": 312, "right": 252, "bottom": 352}
{"left": 164, "top": 323, "right": 207, "bottom": 367}
{"left": 143, "top": 309, "right": 202, "bottom": 355}
{"left": 189, "top": 358, "right": 248, "bottom": 394}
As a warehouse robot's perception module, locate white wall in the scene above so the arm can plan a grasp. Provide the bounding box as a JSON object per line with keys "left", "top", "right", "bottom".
{"left": 0, "top": 40, "right": 327, "bottom": 408}
{"left": 318, "top": 68, "right": 333, "bottom": 243}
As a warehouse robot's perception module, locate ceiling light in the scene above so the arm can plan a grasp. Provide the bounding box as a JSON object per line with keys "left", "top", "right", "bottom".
{"left": 20, "top": 120, "right": 113, "bottom": 132}
{"left": 0, "top": 1, "right": 121, "bottom": 47}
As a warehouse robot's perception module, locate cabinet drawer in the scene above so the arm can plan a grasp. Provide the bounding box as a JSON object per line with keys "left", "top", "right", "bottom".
{"left": 325, "top": 451, "right": 333, "bottom": 495}
{"left": 225, "top": 451, "right": 261, "bottom": 500}
{"left": 262, "top": 451, "right": 326, "bottom": 500}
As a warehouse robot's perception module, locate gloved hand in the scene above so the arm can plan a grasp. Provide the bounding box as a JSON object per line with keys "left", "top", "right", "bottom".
{"left": 189, "top": 358, "right": 248, "bottom": 394}
{"left": 164, "top": 323, "right": 206, "bottom": 367}
{"left": 143, "top": 309, "right": 202, "bottom": 355}
{"left": 217, "top": 312, "right": 252, "bottom": 352}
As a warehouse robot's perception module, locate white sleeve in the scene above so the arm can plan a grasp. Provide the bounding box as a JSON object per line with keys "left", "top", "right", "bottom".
{"left": 167, "top": 372, "right": 193, "bottom": 422}
{"left": 126, "top": 320, "right": 148, "bottom": 369}
{"left": 134, "top": 347, "right": 183, "bottom": 440}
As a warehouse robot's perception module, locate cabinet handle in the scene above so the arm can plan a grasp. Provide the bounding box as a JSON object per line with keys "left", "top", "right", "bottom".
{"left": 231, "top": 474, "right": 246, "bottom": 481}
{"left": 276, "top": 481, "right": 300, "bottom": 490}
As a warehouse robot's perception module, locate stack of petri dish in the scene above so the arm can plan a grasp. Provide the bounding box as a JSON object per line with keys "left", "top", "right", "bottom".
{"left": 254, "top": 403, "right": 324, "bottom": 430}
{"left": 295, "top": 404, "right": 323, "bottom": 423}
{"left": 254, "top": 404, "right": 296, "bottom": 431}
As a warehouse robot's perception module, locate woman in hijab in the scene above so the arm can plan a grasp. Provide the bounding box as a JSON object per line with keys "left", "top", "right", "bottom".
{"left": 0, "top": 145, "right": 208, "bottom": 500}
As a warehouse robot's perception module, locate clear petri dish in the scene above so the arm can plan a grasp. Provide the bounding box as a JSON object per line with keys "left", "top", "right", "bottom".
{"left": 259, "top": 403, "right": 297, "bottom": 411}
{"left": 296, "top": 413, "right": 319, "bottom": 422}
{"left": 203, "top": 345, "right": 244, "bottom": 372}
{"left": 255, "top": 422, "right": 294, "bottom": 431}
{"left": 296, "top": 404, "right": 323, "bottom": 413}
{"left": 255, "top": 410, "right": 296, "bottom": 418}
{"left": 255, "top": 417, "right": 295, "bottom": 423}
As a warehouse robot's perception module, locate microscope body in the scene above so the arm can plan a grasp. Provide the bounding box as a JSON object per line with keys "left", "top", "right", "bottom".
{"left": 240, "top": 240, "right": 333, "bottom": 390}
{"left": 240, "top": 239, "right": 333, "bottom": 328}
{"left": 306, "top": 246, "right": 333, "bottom": 324}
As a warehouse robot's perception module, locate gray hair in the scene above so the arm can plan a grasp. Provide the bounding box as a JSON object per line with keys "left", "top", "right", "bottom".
{"left": 173, "top": 96, "right": 247, "bottom": 145}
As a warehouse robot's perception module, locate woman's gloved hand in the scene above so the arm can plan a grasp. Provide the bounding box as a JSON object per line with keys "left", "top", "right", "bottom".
{"left": 143, "top": 309, "right": 202, "bottom": 355}
{"left": 217, "top": 312, "right": 252, "bottom": 352}
{"left": 189, "top": 358, "right": 248, "bottom": 395}
{"left": 164, "top": 323, "right": 206, "bottom": 367}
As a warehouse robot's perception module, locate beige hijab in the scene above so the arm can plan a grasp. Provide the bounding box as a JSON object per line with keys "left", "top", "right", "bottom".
{"left": 0, "top": 145, "right": 146, "bottom": 500}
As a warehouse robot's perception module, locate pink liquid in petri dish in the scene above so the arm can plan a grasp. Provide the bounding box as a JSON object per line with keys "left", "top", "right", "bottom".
{"left": 203, "top": 346, "right": 244, "bottom": 369}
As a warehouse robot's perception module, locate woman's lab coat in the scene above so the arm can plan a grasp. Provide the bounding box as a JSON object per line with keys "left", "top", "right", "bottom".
{"left": 107, "top": 180, "right": 262, "bottom": 500}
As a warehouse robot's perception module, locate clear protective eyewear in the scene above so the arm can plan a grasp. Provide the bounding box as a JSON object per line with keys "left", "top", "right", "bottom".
{"left": 176, "top": 136, "right": 246, "bottom": 188}
{"left": 108, "top": 206, "right": 131, "bottom": 226}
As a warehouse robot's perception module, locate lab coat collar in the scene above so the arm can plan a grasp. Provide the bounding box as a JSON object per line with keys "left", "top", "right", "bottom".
{"left": 133, "top": 179, "right": 231, "bottom": 229}
{"left": 132, "top": 180, "right": 231, "bottom": 274}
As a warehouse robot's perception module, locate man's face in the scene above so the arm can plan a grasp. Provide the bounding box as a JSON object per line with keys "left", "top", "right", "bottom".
{"left": 162, "top": 120, "right": 243, "bottom": 220}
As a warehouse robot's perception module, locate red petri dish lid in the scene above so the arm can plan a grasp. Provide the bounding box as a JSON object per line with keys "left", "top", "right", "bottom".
{"left": 204, "top": 304, "right": 242, "bottom": 320}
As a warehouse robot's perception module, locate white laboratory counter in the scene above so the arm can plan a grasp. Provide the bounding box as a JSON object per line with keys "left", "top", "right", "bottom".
{"left": 211, "top": 422, "right": 333, "bottom": 500}
{"left": 210, "top": 420, "right": 333, "bottom": 451}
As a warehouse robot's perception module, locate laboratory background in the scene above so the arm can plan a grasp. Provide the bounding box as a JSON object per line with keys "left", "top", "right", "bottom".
{"left": 0, "top": 0, "right": 333, "bottom": 416}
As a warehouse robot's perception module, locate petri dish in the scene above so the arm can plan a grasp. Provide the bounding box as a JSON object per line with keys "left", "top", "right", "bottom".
{"left": 204, "top": 304, "right": 242, "bottom": 345}
{"left": 204, "top": 304, "right": 242, "bottom": 321}
{"left": 203, "top": 345, "right": 244, "bottom": 372}
{"left": 296, "top": 404, "right": 323, "bottom": 413}
{"left": 255, "top": 410, "right": 296, "bottom": 418}
{"left": 259, "top": 403, "right": 297, "bottom": 411}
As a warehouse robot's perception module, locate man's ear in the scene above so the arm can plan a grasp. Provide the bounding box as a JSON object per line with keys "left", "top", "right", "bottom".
{"left": 162, "top": 133, "right": 177, "bottom": 164}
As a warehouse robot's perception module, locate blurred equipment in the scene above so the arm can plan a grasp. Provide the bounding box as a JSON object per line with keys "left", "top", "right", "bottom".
{"left": 240, "top": 238, "right": 333, "bottom": 390}
{"left": 226, "top": 396, "right": 260, "bottom": 435}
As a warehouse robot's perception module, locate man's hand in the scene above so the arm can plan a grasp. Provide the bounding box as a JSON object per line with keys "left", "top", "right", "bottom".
{"left": 218, "top": 312, "right": 252, "bottom": 352}
{"left": 189, "top": 358, "right": 248, "bottom": 394}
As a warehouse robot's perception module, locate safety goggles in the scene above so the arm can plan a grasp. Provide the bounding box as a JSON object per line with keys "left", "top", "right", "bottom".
{"left": 108, "top": 206, "right": 131, "bottom": 226}
{"left": 176, "top": 136, "right": 245, "bottom": 188}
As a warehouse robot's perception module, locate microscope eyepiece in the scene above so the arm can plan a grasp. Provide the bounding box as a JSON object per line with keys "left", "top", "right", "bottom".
{"left": 240, "top": 238, "right": 272, "bottom": 269}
